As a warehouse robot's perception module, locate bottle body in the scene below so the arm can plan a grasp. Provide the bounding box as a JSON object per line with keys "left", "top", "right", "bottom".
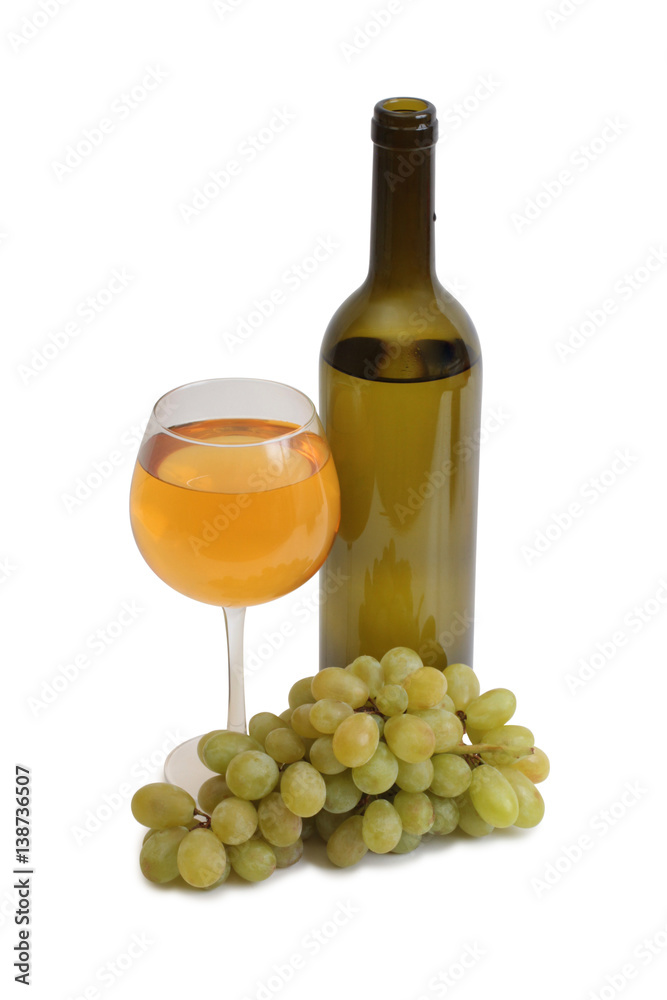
{"left": 319, "top": 98, "right": 482, "bottom": 670}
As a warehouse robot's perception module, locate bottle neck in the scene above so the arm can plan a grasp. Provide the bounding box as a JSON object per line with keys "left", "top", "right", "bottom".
{"left": 368, "top": 142, "right": 436, "bottom": 289}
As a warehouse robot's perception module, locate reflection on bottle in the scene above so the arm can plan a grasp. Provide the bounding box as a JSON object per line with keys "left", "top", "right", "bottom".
{"left": 358, "top": 540, "right": 440, "bottom": 661}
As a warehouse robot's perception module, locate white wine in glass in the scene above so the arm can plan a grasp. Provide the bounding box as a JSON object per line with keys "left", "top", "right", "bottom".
{"left": 130, "top": 378, "right": 340, "bottom": 793}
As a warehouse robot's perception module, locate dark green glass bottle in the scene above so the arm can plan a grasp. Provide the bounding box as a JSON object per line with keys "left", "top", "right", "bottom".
{"left": 319, "top": 97, "right": 482, "bottom": 670}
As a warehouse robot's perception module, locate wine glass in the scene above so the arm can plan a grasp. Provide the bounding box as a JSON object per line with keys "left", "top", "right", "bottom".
{"left": 129, "top": 378, "right": 340, "bottom": 793}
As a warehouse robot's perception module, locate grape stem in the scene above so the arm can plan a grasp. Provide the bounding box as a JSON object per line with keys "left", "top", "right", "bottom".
{"left": 449, "top": 743, "right": 535, "bottom": 760}
{"left": 193, "top": 810, "right": 212, "bottom": 829}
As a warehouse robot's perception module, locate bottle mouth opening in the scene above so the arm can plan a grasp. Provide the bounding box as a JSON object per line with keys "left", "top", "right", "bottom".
{"left": 382, "top": 97, "right": 430, "bottom": 113}
{"left": 372, "top": 96, "right": 438, "bottom": 149}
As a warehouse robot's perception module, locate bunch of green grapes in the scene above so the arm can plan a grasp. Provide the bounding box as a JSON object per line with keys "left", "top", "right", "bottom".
{"left": 131, "top": 647, "right": 549, "bottom": 885}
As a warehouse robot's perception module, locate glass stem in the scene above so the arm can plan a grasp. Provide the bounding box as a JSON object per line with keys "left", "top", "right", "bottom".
{"left": 223, "top": 606, "right": 247, "bottom": 733}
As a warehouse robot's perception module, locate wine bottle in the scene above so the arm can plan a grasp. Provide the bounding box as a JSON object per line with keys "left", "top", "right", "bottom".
{"left": 319, "top": 97, "right": 482, "bottom": 670}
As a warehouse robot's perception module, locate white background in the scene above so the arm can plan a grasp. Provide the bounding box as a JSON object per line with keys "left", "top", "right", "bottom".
{"left": 3, "top": 1, "right": 667, "bottom": 998}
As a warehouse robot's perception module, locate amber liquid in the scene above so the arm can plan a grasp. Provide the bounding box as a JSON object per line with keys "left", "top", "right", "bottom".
{"left": 130, "top": 418, "right": 340, "bottom": 607}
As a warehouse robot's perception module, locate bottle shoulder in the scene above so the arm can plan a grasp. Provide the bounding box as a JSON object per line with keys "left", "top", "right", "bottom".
{"left": 321, "top": 277, "right": 481, "bottom": 382}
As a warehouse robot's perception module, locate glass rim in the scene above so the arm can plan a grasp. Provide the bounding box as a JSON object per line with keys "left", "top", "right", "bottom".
{"left": 151, "top": 377, "right": 318, "bottom": 448}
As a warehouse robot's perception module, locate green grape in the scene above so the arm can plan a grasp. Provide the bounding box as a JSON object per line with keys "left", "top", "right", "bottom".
{"left": 362, "top": 799, "right": 403, "bottom": 853}
{"left": 431, "top": 753, "right": 472, "bottom": 797}
{"left": 427, "top": 793, "right": 459, "bottom": 835}
{"left": 201, "top": 731, "right": 260, "bottom": 775}
{"left": 383, "top": 714, "right": 436, "bottom": 763}
{"left": 273, "top": 839, "right": 304, "bottom": 868}
{"left": 210, "top": 796, "right": 258, "bottom": 844}
{"left": 380, "top": 647, "right": 423, "bottom": 685}
{"left": 323, "top": 770, "right": 363, "bottom": 813}
{"left": 279, "top": 708, "right": 294, "bottom": 723}
{"left": 228, "top": 839, "right": 276, "bottom": 882}
{"left": 396, "top": 757, "right": 434, "bottom": 793}
{"left": 177, "top": 828, "right": 227, "bottom": 888}
{"left": 370, "top": 714, "right": 385, "bottom": 737}
{"left": 280, "top": 762, "right": 327, "bottom": 817}
{"left": 316, "top": 808, "right": 355, "bottom": 842}
{"left": 309, "top": 699, "right": 354, "bottom": 734}
{"left": 290, "top": 703, "right": 324, "bottom": 739}
{"left": 214, "top": 854, "right": 232, "bottom": 886}
{"left": 257, "top": 792, "right": 302, "bottom": 847}
{"left": 375, "top": 684, "right": 409, "bottom": 717}
{"left": 197, "top": 729, "right": 224, "bottom": 764}
{"left": 456, "top": 792, "right": 494, "bottom": 837}
{"left": 248, "top": 712, "right": 285, "bottom": 745}
{"left": 511, "top": 746, "right": 550, "bottom": 784}
{"left": 264, "top": 727, "right": 306, "bottom": 764}
{"left": 309, "top": 736, "right": 348, "bottom": 774}
{"left": 419, "top": 639, "right": 448, "bottom": 671}
{"left": 442, "top": 663, "right": 480, "bottom": 711}
{"left": 465, "top": 688, "right": 516, "bottom": 732}
{"left": 479, "top": 725, "right": 535, "bottom": 766}
{"left": 332, "top": 713, "right": 379, "bottom": 767}
{"left": 393, "top": 790, "right": 435, "bottom": 835}
{"left": 198, "top": 776, "right": 232, "bottom": 815}
{"left": 352, "top": 742, "right": 399, "bottom": 794}
{"left": 346, "top": 655, "right": 384, "bottom": 698}
{"left": 131, "top": 782, "right": 195, "bottom": 829}
{"left": 139, "top": 827, "right": 189, "bottom": 883}
{"left": 412, "top": 709, "right": 463, "bottom": 753}
{"left": 497, "top": 767, "right": 545, "bottom": 827}
{"left": 465, "top": 725, "right": 486, "bottom": 744}
{"left": 300, "top": 816, "right": 317, "bottom": 840}
{"left": 225, "top": 751, "right": 279, "bottom": 801}
{"left": 402, "top": 666, "right": 447, "bottom": 710}
{"left": 391, "top": 830, "right": 422, "bottom": 854}
{"left": 288, "top": 676, "right": 316, "bottom": 709}
{"left": 469, "top": 765, "right": 519, "bottom": 828}
{"left": 326, "top": 815, "right": 368, "bottom": 868}
{"left": 142, "top": 828, "right": 158, "bottom": 845}
{"left": 437, "top": 693, "right": 457, "bottom": 714}
{"left": 311, "top": 667, "right": 369, "bottom": 709}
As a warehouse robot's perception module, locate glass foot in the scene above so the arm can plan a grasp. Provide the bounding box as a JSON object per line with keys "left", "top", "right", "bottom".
{"left": 164, "top": 735, "right": 218, "bottom": 799}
